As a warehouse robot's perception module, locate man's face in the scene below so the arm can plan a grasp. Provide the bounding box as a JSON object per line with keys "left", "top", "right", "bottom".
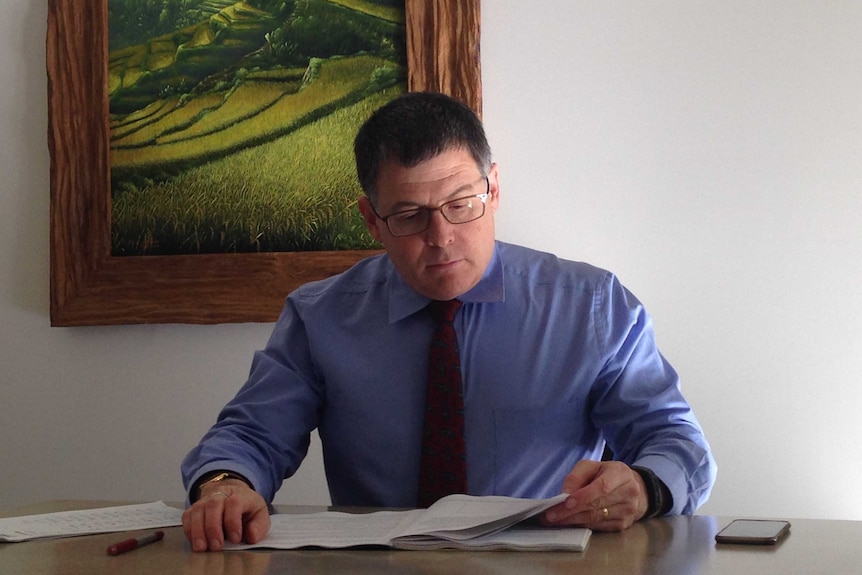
{"left": 358, "top": 148, "right": 500, "bottom": 301}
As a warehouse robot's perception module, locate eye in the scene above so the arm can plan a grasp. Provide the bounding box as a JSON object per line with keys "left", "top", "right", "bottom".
{"left": 390, "top": 209, "right": 423, "bottom": 222}
{"left": 446, "top": 199, "right": 473, "bottom": 212}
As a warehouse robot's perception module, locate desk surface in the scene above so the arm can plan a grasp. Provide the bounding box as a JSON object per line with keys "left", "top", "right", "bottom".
{"left": 2, "top": 500, "right": 861, "bottom": 575}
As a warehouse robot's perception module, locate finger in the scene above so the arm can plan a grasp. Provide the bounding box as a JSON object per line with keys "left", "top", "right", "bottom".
{"left": 181, "top": 507, "right": 193, "bottom": 542}
{"left": 546, "top": 465, "right": 637, "bottom": 525}
{"left": 560, "top": 503, "right": 608, "bottom": 525}
{"left": 589, "top": 503, "right": 638, "bottom": 532}
{"left": 561, "top": 460, "right": 603, "bottom": 498}
{"left": 220, "top": 489, "right": 270, "bottom": 545}
{"left": 543, "top": 501, "right": 632, "bottom": 531}
{"left": 541, "top": 462, "right": 606, "bottom": 524}
{"left": 222, "top": 495, "right": 246, "bottom": 544}
{"left": 565, "top": 461, "right": 637, "bottom": 512}
{"left": 183, "top": 503, "right": 211, "bottom": 552}
{"left": 202, "top": 493, "right": 229, "bottom": 551}
{"left": 243, "top": 505, "right": 272, "bottom": 544}
{"left": 543, "top": 495, "right": 609, "bottom": 525}
{"left": 579, "top": 492, "right": 643, "bottom": 530}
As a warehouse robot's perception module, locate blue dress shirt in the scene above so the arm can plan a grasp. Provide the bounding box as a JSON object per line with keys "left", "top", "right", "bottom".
{"left": 182, "top": 241, "right": 716, "bottom": 514}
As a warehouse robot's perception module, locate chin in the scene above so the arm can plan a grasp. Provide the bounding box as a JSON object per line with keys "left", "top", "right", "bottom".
{"left": 425, "top": 279, "right": 475, "bottom": 301}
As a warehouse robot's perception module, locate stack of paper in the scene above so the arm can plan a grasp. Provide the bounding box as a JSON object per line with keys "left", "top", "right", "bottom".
{"left": 227, "top": 494, "right": 591, "bottom": 552}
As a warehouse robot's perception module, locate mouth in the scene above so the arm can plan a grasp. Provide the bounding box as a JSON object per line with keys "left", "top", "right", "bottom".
{"left": 426, "top": 258, "right": 461, "bottom": 270}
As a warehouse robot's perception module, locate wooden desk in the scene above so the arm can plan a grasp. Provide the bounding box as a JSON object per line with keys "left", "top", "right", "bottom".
{"left": 2, "top": 501, "right": 861, "bottom": 574}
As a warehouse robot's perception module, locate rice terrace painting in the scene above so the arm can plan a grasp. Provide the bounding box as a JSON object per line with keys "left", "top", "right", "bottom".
{"left": 108, "top": 0, "right": 407, "bottom": 256}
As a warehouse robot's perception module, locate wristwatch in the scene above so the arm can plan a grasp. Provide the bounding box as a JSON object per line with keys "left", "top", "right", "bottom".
{"left": 194, "top": 471, "right": 251, "bottom": 501}
{"left": 632, "top": 466, "right": 672, "bottom": 519}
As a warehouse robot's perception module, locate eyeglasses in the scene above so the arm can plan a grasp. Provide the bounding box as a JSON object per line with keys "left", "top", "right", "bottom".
{"left": 372, "top": 177, "right": 490, "bottom": 237}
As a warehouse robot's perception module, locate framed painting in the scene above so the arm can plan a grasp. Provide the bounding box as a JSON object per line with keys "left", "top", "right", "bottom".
{"left": 47, "top": 0, "right": 482, "bottom": 326}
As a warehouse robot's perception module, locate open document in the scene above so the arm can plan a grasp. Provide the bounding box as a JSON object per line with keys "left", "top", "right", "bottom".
{"left": 227, "top": 494, "right": 591, "bottom": 552}
{"left": 0, "top": 501, "right": 183, "bottom": 542}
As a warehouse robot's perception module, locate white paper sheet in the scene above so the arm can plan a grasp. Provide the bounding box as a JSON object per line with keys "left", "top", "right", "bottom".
{"left": 226, "top": 494, "right": 581, "bottom": 551}
{"left": 228, "top": 509, "right": 424, "bottom": 549}
{"left": 0, "top": 501, "right": 183, "bottom": 542}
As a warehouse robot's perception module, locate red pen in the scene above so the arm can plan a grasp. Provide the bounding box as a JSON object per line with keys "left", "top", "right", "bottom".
{"left": 106, "top": 530, "right": 165, "bottom": 556}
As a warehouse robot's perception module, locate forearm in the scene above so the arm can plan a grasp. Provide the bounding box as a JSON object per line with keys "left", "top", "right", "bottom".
{"left": 182, "top": 322, "right": 324, "bottom": 501}
{"left": 595, "top": 293, "right": 717, "bottom": 513}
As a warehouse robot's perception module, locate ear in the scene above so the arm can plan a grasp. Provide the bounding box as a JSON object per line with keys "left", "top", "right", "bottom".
{"left": 487, "top": 163, "right": 500, "bottom": 213}
{"left": 357, "top": 196, "right": 384, "bottom": 243}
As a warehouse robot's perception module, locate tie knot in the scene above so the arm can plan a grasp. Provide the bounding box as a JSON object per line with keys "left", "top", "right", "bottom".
{"left": 429, "top": 299, "right": 462, "bottom": 323}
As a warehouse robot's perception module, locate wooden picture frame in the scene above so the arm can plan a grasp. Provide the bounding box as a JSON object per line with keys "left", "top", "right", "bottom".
{"left": 47, "top": 0, "right": 481, "bottom": 326}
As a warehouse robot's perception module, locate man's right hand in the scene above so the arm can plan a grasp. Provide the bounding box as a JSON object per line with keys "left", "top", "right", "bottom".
{"left": 182, "top": 479, "right": 271, "bottom": 552}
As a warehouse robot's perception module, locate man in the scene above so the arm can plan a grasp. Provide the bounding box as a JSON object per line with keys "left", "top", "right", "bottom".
{"left": 181, "top": 91, "right": 716, "bottom": 552}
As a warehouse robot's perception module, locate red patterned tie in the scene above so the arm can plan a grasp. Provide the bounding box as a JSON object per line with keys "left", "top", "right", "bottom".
{"left": 417, "top": 299, "right": 467, "bottom": 507}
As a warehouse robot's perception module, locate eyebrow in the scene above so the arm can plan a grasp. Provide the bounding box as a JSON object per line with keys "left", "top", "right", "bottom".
{"left": 386, "top": 176, "right": 486, "bottom": 213}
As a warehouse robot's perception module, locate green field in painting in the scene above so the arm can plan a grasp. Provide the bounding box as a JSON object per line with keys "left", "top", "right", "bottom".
{"left": 108, "top": 0, "right": 406, "bottom": 255}
{"left": 112, "top": 87, "right": 402, "bottom": 254}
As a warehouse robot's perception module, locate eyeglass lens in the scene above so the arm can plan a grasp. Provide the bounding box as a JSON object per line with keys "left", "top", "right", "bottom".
{"left": 384, "top": 178, "right": 489, "bottom": 236}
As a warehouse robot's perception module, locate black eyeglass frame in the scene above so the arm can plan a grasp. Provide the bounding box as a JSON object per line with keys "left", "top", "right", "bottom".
{"left": 370, "top": 176, "right": 491, "bottom": 237}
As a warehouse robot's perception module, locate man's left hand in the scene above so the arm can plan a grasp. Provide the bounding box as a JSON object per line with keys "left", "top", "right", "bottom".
{"left": 541, "top": 460, "right": 649, "bottom": 531}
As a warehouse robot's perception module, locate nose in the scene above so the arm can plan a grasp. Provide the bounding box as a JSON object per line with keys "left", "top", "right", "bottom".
{"left": 423, "top": 209, "right": 455, "bottom": 246}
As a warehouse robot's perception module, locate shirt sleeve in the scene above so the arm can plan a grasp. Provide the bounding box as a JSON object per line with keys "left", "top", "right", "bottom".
{"left": 589, "top": 273, "right": 717, "bottom": 515}
{"left": 181, "top": 298, "right": 323, "bottom": 504}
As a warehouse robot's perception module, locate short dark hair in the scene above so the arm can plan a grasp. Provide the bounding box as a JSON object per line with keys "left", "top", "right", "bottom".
{"left": 353, "top": 91, "right": 492, "bottom": 203}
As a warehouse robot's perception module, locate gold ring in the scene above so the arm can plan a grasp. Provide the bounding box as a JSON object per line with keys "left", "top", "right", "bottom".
{"left": 602, "top": 507, "right": 609, "bottom": 518}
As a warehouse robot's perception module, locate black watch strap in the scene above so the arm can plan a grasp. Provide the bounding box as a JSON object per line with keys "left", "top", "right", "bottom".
{"left": 631, "top": 466, "right": 673, "bottom": 519}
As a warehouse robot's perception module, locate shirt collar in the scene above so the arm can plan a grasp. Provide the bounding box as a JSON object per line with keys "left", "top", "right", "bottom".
{"left": 387, "top": 242, "right": 505, "bottom": 323}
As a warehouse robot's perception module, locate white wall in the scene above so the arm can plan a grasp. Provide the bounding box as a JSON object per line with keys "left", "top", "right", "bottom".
{"left": 1, "top": 1, "right": 860, "bottom": 520}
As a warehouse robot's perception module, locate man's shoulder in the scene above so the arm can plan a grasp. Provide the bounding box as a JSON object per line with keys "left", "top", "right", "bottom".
{"left": 497, "top": 241, "right": 611, "bottom": 286}
{"left": 290, "top": 252, "right": 392, "bottom": 301}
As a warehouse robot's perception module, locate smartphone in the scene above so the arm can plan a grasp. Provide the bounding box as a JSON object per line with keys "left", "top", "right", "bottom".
{"left": 715, "top": 519, "right": 791, "bottom": 545}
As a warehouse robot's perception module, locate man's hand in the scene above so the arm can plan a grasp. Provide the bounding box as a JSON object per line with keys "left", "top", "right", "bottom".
{"left": 541, "top": 460, "right": 649, "bottom": 532}
{"left": 182, "top": 479, "right": 271, "bottom": 552}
